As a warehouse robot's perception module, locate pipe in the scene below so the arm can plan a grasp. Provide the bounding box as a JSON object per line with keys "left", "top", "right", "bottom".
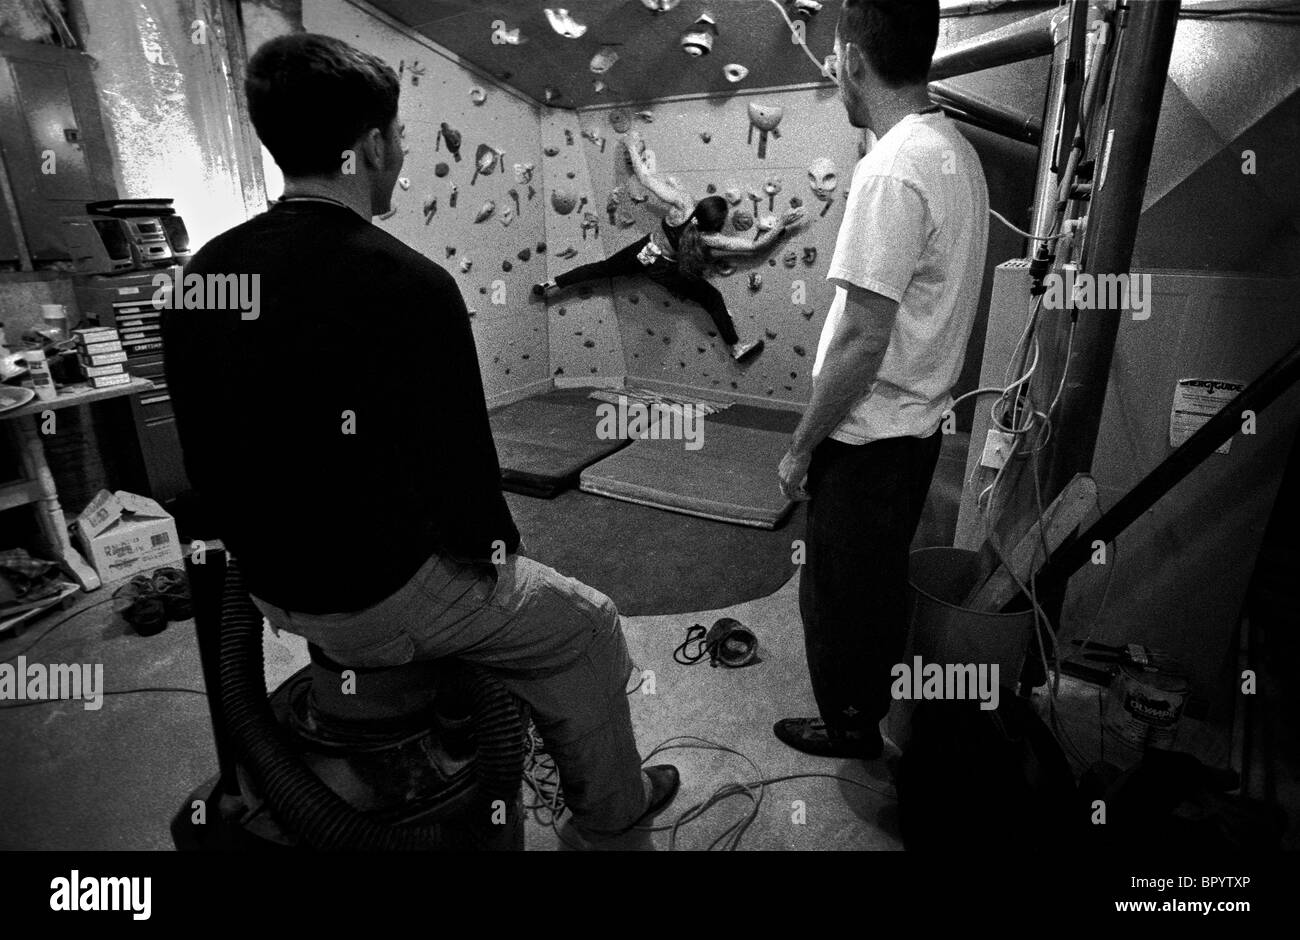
{"left": 1032, "top": 334, "right": 1300, "bottom": 598}
{"left": 1028, "top": 10, "right": 1072, "bottom": 239}
{"left": 219, "top": 559, "right": 525, "bottom": 850}
{"left": 929, "top": 8, "right": 1059, "bottom": 81}
{"left": 1038, "top": 0, "right": 1182, "bottom": 505}
{"left": 929, "top": 81, "right": 1043, "bottom": 145}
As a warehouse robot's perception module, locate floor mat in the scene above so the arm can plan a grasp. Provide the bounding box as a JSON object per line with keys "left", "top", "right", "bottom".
{"left": 490, "top": 387, "right": 627, "bottom": 498}
{"left": 505, "top": 489, "right": 804, "bottom": 616}
{"left": 578, "top": 406, "right": 800, "bottom": 529}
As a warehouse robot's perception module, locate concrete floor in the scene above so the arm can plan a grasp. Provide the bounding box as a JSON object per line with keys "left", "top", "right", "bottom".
{"left": 0, "top": 561, "right": 1244, "bottom": 852}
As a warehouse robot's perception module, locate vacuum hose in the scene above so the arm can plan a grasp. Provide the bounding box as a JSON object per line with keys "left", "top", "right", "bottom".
{"left": 218, "top": 559, "right": 525, "bottom": 850}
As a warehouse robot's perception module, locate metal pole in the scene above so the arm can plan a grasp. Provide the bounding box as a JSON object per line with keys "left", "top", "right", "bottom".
{"left": 1038, "top": 0, "right": 1182, "bottom": 503}
{"left": 928, "top": 81, "right": 1043, "bottom": 145}
{"left": 929, "top": 8, "right": 1059, "bottom": 80}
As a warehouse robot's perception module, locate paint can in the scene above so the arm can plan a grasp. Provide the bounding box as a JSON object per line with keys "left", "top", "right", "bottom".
{"left": 1104, "top": 663, "right": 1188, "bottom": 749}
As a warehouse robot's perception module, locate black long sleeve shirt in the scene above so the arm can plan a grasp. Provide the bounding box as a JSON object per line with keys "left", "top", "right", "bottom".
{"left": 162, "top": 199, "right": 519, "bottom": 613}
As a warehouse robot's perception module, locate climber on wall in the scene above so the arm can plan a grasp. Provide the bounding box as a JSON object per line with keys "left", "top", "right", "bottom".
{"left": 533, "top": 130, "right": 806, "bottom": 363}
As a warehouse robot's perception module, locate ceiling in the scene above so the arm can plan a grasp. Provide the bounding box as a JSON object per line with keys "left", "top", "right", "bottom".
{"left": 364, "top": 0, "right": 868, "bottom": 109}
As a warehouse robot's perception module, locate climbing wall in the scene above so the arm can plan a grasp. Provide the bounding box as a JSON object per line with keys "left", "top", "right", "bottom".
{"left": 538, "top": 110, "right": 627, "bottom": 384}
{"left": 308, "top": 1, "right": 551, "bottom": 407}
{"left": 577, "top": 86, "right": 866, "bottom": 408}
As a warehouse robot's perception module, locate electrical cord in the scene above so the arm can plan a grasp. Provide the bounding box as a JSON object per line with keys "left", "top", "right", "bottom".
{"left": 765, "top": 0, "right": 836, "bottom": 80}
{"left": 0, "top": 686, "right": 206, "bottom": 711}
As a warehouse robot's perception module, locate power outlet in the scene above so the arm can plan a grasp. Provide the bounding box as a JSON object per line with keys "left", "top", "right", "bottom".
{"left": 979, "top": 429, "right": 1015, "bottom": 470}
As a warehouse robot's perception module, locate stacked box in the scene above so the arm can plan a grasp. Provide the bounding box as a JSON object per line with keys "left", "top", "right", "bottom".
{"left": 73, "top": 326, "right": 131, "bottom": 388}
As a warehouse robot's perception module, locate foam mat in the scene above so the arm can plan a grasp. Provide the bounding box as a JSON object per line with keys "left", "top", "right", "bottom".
{"left": 490, "top": 388, "right": 628, "bottom": 498}
{"left": 578, "top": 406, "right": 799, "bottom": 529}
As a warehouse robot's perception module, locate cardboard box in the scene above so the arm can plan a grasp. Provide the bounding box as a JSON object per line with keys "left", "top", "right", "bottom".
{"left": 74, "top": 489, "right": 182, "bottom": 581}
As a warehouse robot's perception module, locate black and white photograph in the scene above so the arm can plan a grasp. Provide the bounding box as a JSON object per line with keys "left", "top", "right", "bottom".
{"left": 0, "top": 0, "right": 1296, "bottom": 917}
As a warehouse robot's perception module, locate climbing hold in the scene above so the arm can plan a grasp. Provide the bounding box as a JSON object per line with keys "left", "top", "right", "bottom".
{"left": 377, "top": 206, "right": 397, "bottom": 221}
{"left": 500, "top": 204, "right": 516, "bottom": 226}
{"left": 731, "top": 207, "right": 754, "bottom": 232}
{"left": 765, "top": 329, "right": 778, "bottom": 340}
{"left": 808, "top": 158, "right": 839, "bottom": 209}
{"left": 782, "top": 249, "right": 798, "bottom": 268}
{"left": 627, "top": 295, "right": 640, "bottom": 305}
{"left": 756, "top": 213, "right": 778, "bottom": 232}
{"left": 422, "top": 197, "right": 437, "bottom": 224}
{"left": 635, "top": 110, "right": 654, "bottom": 123}
{"left": 518, "top": 247, "right": 531, "bottom": 262}
{"left": 793, "top": 345, "right": 807, "bottom": 357}
{"left": 591, "top": 46, "right": 619, "bottom": 74}
{"left": 749, "top": 273, "right": 762, "bottom": 291}
{"left": 502, "top": 260, "right": 513, "bottom": 272}
{"left": 564, "top": 128, "right": 574, "bottom": 146}
{"left": 546, "top": 87, "right": 562, "bottom": 105}
{"left": 802, "top": 246, "right": 818, "bottom": 265}
{"left": 723, "top": 188, "right": 742, "bottom": 206}
{"left": 581, "top": 128, "right": 607, "bottom": 152}
{"left": 435, "top": 162, "right": 450, "bottom": 178}
{"left": 446, "top": 246, "right": 456, "bottom": 258}
{"left": 449, "top": 183, "right": 458, "bottom": 208}
{"left": 609, "top": 109, "right": 631, "bottom": 134}
{"left": 792, "top": 0, "right": 824, "bottom": 19}
{"left": 556, "top": 246, "right": 578, "bottom": 259}
{"left": 537, "top": 241, "right": 547, "bottom": 253}
{"left": 437, "top": 123, "right": 462, "bottom": 161}
{"left": 544, "top": 146, "right": 559, "bottom": 157}
{"left": 513, "top": 163, "right": 534, "bottom": 185}
{"left": 681, "top": 14, "right": 717, "bottom": 56}
{"left": 724, "top": 63, "right": 749, "bottom": 83}
{"left": 641, "top": 0, "right": 681, "bottom": 10}
{"left": 460, "top": 258, "right": 473, "bottom": 273}
{"left": 566, "top": 171, "right": 576, "bottom": 179}
{"left": 474, "top": 201, "right": 496, "bottom": 223}
{"left": 764, "top": 176, "right": 783, "bottom": 211}
{"left": 471, "top": 143, "right": 504, "bottom": 185}
{"left": 593, "top": 80, "right": 607, "bottom": 94}
{"left": 550, "top": 188, "right": 578, "bottom": 215}
{"left": 580, "top": 213, "right": 600, "bottom": 240}
{"left": 398, "top": 177, "right": 411, "bottom": 190}
{"left": 582, "top": 339, "right": 596, "bottom": 348}
{"left": 706, "top": 183, "right": 717, "bottom": 194}
{"left": 544, "top": 8, "right": 587, "bottom": 39}
{"left": 747, "top": 103, "right": 784, "bottom": 159}
{"left": 700, "top": 132, "right": 712, "bottom": 144}
{"left": 469, "top": 86, "right": 487, "bottom": 105}
{"left": 789, "top": 196, "right": 803, "bottom": 208}
{"left": 800, "top": 307, "right": 815, "bottom": 320}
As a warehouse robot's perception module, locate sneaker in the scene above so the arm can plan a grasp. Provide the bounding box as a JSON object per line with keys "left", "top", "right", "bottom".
{"left": 626, "top": 765, "right": 680, "bottom": 830}
{"left": 773, "top": 717, "right": 884, "bottom": 759}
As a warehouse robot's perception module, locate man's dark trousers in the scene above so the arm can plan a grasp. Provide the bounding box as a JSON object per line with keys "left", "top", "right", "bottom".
{"left": 799, "top": 430, "right": 944, "bottom": 734}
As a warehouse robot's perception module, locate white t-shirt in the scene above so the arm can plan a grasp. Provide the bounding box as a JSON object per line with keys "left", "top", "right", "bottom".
{"left": 813, "top": 111, "right": 989, "bottom": 443}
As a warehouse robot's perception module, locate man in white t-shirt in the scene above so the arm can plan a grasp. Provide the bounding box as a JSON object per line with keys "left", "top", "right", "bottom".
{"left": 775, "top": 0, "right": 989, "bottom": 758}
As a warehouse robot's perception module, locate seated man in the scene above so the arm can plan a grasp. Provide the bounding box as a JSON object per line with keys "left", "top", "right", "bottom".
{"left": 162, "top": 32, "right": 678, "bottom": 841}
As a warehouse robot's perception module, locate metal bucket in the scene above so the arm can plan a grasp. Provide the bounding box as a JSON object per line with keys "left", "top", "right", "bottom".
{"left": 886, "top": 547, "right": 1037, "bottom": 750}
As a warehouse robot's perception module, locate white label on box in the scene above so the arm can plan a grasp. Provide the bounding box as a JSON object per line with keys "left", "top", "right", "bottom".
{"left": 1170, "top": 378, "right": 1243, "bottom": 455}
{"left": 117, "top": 286, "right": 140, "bottom": 295}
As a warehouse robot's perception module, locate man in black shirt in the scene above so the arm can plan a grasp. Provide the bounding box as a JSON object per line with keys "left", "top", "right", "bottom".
{"left": 163, "top": 33, "right": 678, "bottom": 841}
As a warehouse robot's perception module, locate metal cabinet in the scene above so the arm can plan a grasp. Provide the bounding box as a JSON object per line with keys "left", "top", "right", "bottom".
{"left": 0, "top": 37, "right": 117, "bottom": 266}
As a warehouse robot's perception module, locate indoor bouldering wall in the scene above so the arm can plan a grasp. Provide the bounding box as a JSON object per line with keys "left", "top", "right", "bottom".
{"left": 306, "top": 0, "right": 551, "bottom": 407}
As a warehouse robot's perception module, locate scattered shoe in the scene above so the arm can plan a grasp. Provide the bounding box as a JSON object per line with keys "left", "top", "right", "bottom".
{"left": 627, "top": 764, "right": 680, "bottom": 830}
{"left": 773, "top": 717, "right": 884, "bottom": 759}
{"left": 112, "top": 566, "right": 192, "bottom": 636}
{"left": 731, "top": 338, "right": 764, "bottom": 362}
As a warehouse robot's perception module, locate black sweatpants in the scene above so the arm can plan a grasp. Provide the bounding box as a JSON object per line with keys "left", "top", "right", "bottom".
{"left": 799, "top": 431, "right": 944, "bottom": 734}
{"left": 553, "top": 235, "right": 740, "bottom": 346}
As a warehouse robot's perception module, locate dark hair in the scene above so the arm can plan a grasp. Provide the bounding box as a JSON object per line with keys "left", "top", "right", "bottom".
{"left": 246, "top": 33, "right": 400, "bottom": 177}
{"left": 677, "top": 196, "right": 729, "bottom": 278}
{"left": 838, "top": 0, "right": 940, "bottom": 88}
